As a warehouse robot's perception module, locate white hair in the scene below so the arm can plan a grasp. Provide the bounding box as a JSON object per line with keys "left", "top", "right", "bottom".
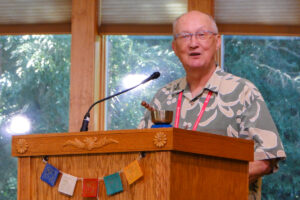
{"left": 172, "top": 11, "right": 219, "bottom": 37}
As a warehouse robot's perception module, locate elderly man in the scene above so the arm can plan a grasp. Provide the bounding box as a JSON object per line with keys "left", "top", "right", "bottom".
{"left": 138, "top": 11, "right": 286, "bottom": 199}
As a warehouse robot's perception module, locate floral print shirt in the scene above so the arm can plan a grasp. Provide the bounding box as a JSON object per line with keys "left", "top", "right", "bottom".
{"left": 138, "top": 67, "right": 286, "bottom": 199}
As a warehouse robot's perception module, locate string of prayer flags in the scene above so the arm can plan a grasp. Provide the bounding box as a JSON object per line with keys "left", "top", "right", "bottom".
{"left": 82, "top": 179, "right": 98, "bottom": 197}
{"left": 103, "top": 172, "right": 123, "bottom": 195}
{"left": 41, "top": 157, "right": 144, "bottom": 198}
{"left": 123, "top": 160, "right": 143, "bottom": 185}
{"left": 58, "top": 173, "right": 77, "bottom": 196}
{"left": 41, "top": 163, "right": 60, "bottom": 186}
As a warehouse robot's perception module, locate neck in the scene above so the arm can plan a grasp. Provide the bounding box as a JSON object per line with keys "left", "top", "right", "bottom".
{"left": 186, "top": 64, "right": 216, "bottom": 97}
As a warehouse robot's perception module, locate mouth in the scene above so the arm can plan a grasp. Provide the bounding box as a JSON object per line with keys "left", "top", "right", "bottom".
{"left": 189, "top": 52, "right": 201, "bottom": 56}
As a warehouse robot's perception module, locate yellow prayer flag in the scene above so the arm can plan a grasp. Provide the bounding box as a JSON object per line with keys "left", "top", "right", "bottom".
{"left": 123, "top": 160, "right": 143, "bottom": 185}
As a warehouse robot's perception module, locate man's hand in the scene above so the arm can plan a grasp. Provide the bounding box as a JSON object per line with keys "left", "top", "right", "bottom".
{"left": 249, "top": 160, "right": 274, "bottom": 183}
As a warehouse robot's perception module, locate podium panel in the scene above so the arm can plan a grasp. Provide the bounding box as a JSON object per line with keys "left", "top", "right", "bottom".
{"left": 12, "top": 128, "right": 253, "bottom": 200}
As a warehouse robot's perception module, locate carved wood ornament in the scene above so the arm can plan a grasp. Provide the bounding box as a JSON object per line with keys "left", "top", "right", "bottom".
{"left": 153, "top": 132, "right": 167, "bottom": 148}
{"left": 16, "top": 139, "right": 29, "bottom": 154}
{"left": 63, "top": 137, "right": 119, "bottom": 150}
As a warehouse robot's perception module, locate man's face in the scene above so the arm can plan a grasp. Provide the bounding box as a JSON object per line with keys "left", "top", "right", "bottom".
{"left": 172, "top": 12, "right": 221, "bottom": 72}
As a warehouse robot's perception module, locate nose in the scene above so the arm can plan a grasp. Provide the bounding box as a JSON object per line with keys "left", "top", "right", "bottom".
{"left": 189, "top": 34, "right": 199, "bottom": 49}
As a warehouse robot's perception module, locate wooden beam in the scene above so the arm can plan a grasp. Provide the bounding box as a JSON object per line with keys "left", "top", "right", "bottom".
{"left": 0, "top": 23, "right": 71, "bottom": 35}
{"left": 188, "top": 0, "right": 214, "bottom": 17}
{"left": 69, "top": 0, "right": 98, "bottom": 132}
{"left": 98, "top": 35, "right": 106, "bottom": 131}
{"left": 98, "top": 23, "right": 300, "bottom": 36}
{"left": 17, "top": 157, "right": 31, "bottom": 200}
{"left": 99, "top": 24, "right": 172, "bottom": 35}
{"left": 0, "top": 22, "right": 298, "bottom": 36}
{"left": 218, "top": 24, "right": 300, "bottom": 36}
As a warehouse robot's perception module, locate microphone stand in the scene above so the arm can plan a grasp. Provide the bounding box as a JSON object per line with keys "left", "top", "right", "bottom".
{"left": 80, "top": 72, "right": 160, "bottom": 132}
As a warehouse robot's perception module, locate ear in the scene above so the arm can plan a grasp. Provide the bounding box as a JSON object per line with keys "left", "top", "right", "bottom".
{"left": 172, "top": 40, "right": 178, "bottom": 56}
{"left": 215, "top": 34, "right": 221, "bottom": 51}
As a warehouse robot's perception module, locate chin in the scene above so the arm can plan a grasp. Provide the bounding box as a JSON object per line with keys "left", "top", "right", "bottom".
{"left": 186, "top": 62, "right": 206, "bottom": 69}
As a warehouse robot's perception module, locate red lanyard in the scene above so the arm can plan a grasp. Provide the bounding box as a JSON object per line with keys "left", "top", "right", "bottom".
{"left": 174, "top": 91, "right": 213, "bottom": 131}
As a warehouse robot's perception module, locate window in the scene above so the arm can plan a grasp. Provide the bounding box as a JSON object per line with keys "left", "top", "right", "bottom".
{"left": 0, "top": 35, "right": 71, "bottom": 200}
{"left": 105, "top": 35, "right": 184, "bottom": 130}
{"left": 223, "top": 35, "right": 300, "bottom": 199}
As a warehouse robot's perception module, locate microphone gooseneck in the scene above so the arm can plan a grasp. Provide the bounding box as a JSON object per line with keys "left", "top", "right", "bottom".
{"left": 80, "top": 72, "right": 160, "bottom": 132}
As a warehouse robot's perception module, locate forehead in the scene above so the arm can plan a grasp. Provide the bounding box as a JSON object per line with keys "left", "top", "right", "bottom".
{"left": 175, "top": 12, "right": 213, "bottom": 33}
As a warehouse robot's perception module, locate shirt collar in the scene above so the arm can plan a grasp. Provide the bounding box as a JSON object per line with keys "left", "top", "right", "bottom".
{"left": 171, "top": 66, "right": 223, "bottom": 96}
{"left": 204, "top": 66, "right": 223, "bottom": 93}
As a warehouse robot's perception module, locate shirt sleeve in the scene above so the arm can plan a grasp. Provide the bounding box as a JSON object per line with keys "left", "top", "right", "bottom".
{"left": 239, "top": 81, "right": 286, "bottom": 161}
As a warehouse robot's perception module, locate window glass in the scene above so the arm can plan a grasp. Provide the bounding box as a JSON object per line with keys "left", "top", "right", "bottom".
{"left": 223, "top": 35, "right": 300, "bottom": 199}
{"left": 0, "top": 35, "right": 71, "bottom": 200}
{"left": 105, "top": 35, "right": 184, "bottom": 130}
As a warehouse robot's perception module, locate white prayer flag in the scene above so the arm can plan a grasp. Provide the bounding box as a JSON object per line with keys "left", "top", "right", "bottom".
{"left": 58, "top": 173, "right": 77, "bottom": 196}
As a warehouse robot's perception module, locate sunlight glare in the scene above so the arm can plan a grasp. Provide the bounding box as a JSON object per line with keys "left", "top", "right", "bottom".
{"left": 122, "top": 74, "right": 148, "bottom": 89}
{"left": 6, "top": 115, "right": 31, "bottom": 135}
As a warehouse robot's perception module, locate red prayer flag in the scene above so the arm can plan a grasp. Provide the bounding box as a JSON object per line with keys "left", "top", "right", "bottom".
{"left": 82, "top": 178, "right": 98, "bottom": 197}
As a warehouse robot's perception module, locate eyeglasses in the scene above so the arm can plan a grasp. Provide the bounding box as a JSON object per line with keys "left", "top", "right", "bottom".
{"left": 174, "top": 31, "right": 217, "bottom": 41}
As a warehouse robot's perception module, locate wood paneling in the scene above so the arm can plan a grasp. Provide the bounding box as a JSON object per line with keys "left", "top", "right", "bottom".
{"left": 188, "top": 0, "right": 214, "bottom": 16}
{"left": 219, "top": 23, "right": 300, "bottom": 36}
{"left": 12, "top": 128, "right": 254, "bottom": 162}
{"left": 173, "top": 129, "right": 254, "bottom": 161}
{"left": 92, "top": 35, "right": 101, "bottom": 131}
{"left": 17, "top": 152, "right": 170, "bottom": 200}
{"left": 16, "top": 152, "right": 249, "bottom": 199}
{"left": 99, "top": 24, "right": 173, "bottom": 35}
{"left": 98, "top": 23, "right": 300, "bottom": 36}
{"left": 170, "top": 152, "right": 248, "bottom": 199}
{"left": 13, "top": 128, "right": 252, "bottom": 199}
{"left": 17, "top": 157, "right": 31, "bottom": 200}
{"left": 98, "top": 35, "right": 106, "bottom": 130}
{"left": 1, "top": 23, "right": 299, "bottom": 36}
{"left": 69, "top": 0, "right": 98, "bottom": 132}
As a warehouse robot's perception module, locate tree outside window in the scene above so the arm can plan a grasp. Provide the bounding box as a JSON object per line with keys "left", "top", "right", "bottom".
{"left": 0, "top": 35, "right": 71, "bottom": 200}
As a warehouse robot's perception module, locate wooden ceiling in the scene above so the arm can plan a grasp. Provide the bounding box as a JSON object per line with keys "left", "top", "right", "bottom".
{"left": 0, "top": 0, "right": 299, "bottom": 35}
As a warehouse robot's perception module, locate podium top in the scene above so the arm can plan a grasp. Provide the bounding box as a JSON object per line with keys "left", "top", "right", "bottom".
{"left": 12, "top": 128, "right": 254, "bottom": 161}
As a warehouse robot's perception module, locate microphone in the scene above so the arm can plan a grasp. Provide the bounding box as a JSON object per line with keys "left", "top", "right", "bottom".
{"left": 80, "top": 72, "right": 160, "bottom": 132}
{"left": 141, "top": 72, "right": 160, "bottom": 84}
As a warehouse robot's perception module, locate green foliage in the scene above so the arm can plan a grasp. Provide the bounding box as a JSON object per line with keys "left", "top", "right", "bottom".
{"left": 0, "top": 35, "right": 71, "bottom": 133}
{"left": 106, "top": 36, "right": 184, "bottom": 130}
{"left": 0, "top": 35, "right": 71, "bottom": 200}
{"left": 223, "top": 35, "right": 300, "bottom": 199}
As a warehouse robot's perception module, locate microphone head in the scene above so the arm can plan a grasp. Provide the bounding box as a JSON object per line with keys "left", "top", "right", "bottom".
{"left": 151, "top": 72, "right": 160, "bottom": 80}
{"left": 141, "top": 72, "right": 160, "bottom": 84}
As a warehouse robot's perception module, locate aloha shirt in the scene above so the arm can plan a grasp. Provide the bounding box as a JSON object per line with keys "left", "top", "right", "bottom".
{"left": 138, "top": 67, "right": 286, "bottom": 199}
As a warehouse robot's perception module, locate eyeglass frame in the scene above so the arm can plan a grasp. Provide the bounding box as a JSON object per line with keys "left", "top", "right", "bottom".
{"left": 174, "top": 30, "right": 218, "bottom": 41}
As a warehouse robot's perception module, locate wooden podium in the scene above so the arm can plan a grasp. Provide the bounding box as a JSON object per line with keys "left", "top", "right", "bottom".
{"left": 12, "top": 128, "right": 253, "bottom": 200}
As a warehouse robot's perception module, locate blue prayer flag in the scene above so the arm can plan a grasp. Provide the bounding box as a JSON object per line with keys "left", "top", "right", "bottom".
{"left": 40, "top": 163, "right": 60, "bottom": 187}
{"left": 103, "top": 172, "right": 123, "bottom": 195}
